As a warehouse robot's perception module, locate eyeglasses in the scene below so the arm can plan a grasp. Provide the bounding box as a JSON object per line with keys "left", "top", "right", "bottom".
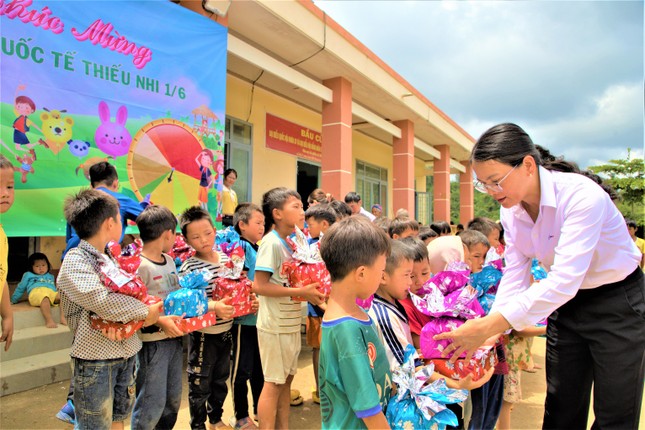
{"left": 473, "top": 165, "right": 518, "bottom": 193}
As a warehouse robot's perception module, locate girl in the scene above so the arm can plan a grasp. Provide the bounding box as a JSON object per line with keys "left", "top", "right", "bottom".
{"left": 435, "top": 123, "right": 644, "bottom": 429}
{"left": 11, "top": 252, "right": 65, "bottom": 328}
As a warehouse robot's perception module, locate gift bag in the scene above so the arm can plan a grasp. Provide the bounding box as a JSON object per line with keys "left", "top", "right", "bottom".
{"left": 429, "top": 346, "right": 498, "bottom": 381}
{"left": 281, "top": 226, "right": 331, "bottom": 301}
{"left": 213, "top": 237, "right": 255, "bottom": 318}
{"left": 164, "top": 269, "right": 211, "bottom": 318}
{"left": 168, "top": 234, "right": 195, "bottom": 269}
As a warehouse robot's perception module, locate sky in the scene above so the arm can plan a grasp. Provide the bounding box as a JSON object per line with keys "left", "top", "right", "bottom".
{"left": 314, "top": 1, "right": 644, "bottom": 169}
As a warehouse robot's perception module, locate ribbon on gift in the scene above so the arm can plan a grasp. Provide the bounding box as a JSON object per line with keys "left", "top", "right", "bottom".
{"left": 386, "top": 344, "right": 468, "bottom": 430}
{"left": 106, "top": 240, "right": 143, "bottom": 274}
{"left": 168, "top": 234, "right": 195, "bottom": 269}
{"left": 281, "top": 226, "right": 332, "bottom": 301}
{"left": 417, "top": 262, "right": 471, "bottom": 296}
{"left": 164, "top": 269, "right": 212, "bottom": 318}
{"left": 216, "top": 226, "right": 241, "bottom": 249}
{"left": 218, "top": 240, "right": 245, "bottom": 280}
{"left": 411, "top": 284, "right": 484, "bottom": 320}
{"left": 531, "top": 258, "right": 547, "bottom": 282}
{"left": 470, "top": 265, "right": 503, "bottom": 313}
{"left": 285, "top": 226, "right": 323, "bottom": 264}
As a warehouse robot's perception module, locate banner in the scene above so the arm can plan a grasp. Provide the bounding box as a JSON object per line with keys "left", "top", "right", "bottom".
{"left": 266, "top": 113, "right": 322, "bottom": 163}
{"left": 0, "top": 0, "right": 228, "bottom": 236}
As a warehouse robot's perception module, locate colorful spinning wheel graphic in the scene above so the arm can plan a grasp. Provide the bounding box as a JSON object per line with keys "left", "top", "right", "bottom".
{"left": 127, "top": 119, "right": 206, "bottom": 213}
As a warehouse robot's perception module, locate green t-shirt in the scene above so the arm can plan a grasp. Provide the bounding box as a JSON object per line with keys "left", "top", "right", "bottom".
{"left": 319, "top": 315, "right": 392, "bottom": 429}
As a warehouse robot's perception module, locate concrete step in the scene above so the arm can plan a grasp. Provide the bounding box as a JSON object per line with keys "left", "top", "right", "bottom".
{"left": 0, "top": 349, "right": 72, "bottom": 396}
{"left": 11, "top": 303, "right": 63, "bottom": 330}
{"left": 0, "top": 324, "right": 72, "bottom": 362}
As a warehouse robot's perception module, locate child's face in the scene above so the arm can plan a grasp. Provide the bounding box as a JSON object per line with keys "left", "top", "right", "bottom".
{"left": 382, "top": 259, "right": 414, "bottom": 300}
{"left": 410, "top": 258, "right": 432, "bottom": 294}
{"left": 487, "top": 229, "right": 501, "bottom": 248}
{"left": 276, "top": 196, "right": 305, "bottom": 230}
{"left": 467, "top": 243, "right": 490, "bottom": 273}
{"left": 628, "top": 226, "right": 637, "bottom": 237}
{"left": 16, "top": 102, "right": 33, "bottom": 116}
{"left": 32, "top": 259, "right": 48, "bottom": 275}
{"left": 359, "top": 254, "right": 387, "bottom": 299}
{"left": 240, "top": 211, "right": 265, "bottom": 244}
{"left": 306, "top": 217, "right": 326, "bottom": 239}
{"left": 185, "top": 219, "right": 216, "bottom": 255}
{"left": 0, "top": 167, "right": 15, "bottom": 214}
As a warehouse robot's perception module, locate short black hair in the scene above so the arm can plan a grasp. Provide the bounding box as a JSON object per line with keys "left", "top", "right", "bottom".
{"left": 430, "top": 221, "right": 451, "bottom": 235}
{"left": 261, "top": 187, "right": 301, "bottom": 232}
{"left": 234, "top": 202, "right": 263, "bottom": 234}
{"left": 305, "top": 203, "right": 337, "bottom": 225}
{"left": 64, "top": 188, "right": 119, "bottom": 240}
{"left": 399, "top": 237, "right": 428, "bottom": 263}
{"left": 626, "top": 219, "right": 638, "bottom": 229}
{"left": 136, "top": 205, "right": 178, "bottom": 242}
{"left": 385, "top": 239, "right": 416, "bottom": 274}
{"left": 329, "top": 199, "right": 352, "bottom": 220}
{"left": 320, "top": 216, "right": 390, "bottom": 282}
{"left": 224, "top": 168, "right": 237, "bottom": 179}
{"left": 344, "top": 191, "right": 361, "bottom": 204}
{"left": 178, "top": 206, "right": 213, "bottom": 237}
{"left": 467, "top": 217, "right": 500, "bottom": 237}
{"left": 418, "top": 226, "right": 438, "bottom": 242}
{"left": 388, "top": 218, "right": 419, "bottom": 238}
{"left": 28, "top": 252, "right": 51, "bottom": 273}
{"left": 89, "top": 161, "right": 118, "bottom": 188}
{"left": 459, "top": 229, "right": 490, "bottom": 250}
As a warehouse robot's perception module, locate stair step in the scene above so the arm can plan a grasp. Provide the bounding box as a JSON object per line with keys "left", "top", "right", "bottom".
{"left": 10, "top": 304, "right": 64, "bottom": 330}
{"left": 0, "top": 325, "right": 72, "bottom": 362}
{"left": 0, "top": 349, "right": 71, "bottom": 396}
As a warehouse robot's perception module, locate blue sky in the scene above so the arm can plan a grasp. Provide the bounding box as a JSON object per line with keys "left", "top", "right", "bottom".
{"left": 314, "top": 1, "right": 644, "bottom": 168}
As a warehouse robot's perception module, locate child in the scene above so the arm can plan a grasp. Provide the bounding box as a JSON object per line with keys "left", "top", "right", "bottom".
{"left": 388, "top": 217, "right": 419, "bottom": 240}
{"left": 458, "top": 230, "right": 490, "bottom": 274}
{"left": 253, "top": 187, "right": 325, "bottom": 429}
{"left": 368, "top": 240, "right": 416, "bottom": 370}
{"left": 229, "top": 202, "right": 265, "bottom": 430}
{"left": 57, "top": 189, "right": 163, "bottom": 430}
{"left": 418, "top": 225, "right": 438, "bottom": 245}
{"left": 0, "top": 155, "right": 14, "bottom": 352}
{"left": 318, "top": 216, "right": 392, "bottom": 429}
{"left": 130, "top": 205, "right": 185, "bottom": 430}
{"left": 304, "top": 203, "right": 337, "bottom": 404}
{"left": 466, "top": 217, "right": 501, "bottom": 264}
{"left": 11, "top": 252, "right": 65, "bottom": 328}
{"left": 179, "top": 206, "right": 236, "bottom": 430}
{"left": 626, "top": 219, "right": 645, "bottom": 269}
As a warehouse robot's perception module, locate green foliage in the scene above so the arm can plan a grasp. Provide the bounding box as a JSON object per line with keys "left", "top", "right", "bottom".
{"left": 588, "top": 149, "right": 645, "bottom": 222}
{"left": 426, "top": 177, "right": 500, "bottom": 224}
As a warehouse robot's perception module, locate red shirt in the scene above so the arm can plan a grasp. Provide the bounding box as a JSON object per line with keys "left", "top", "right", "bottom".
{"left": 399, "top": 296, "right": 432, "bottom": 335}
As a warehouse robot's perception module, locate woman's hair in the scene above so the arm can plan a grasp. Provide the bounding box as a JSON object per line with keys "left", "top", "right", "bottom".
{"left": 307, "top": 188, "right": 332, "bottom": 205}
{"left": 28, "top": 252, "right": 51, "bottom": 273}
{"left": 472, "top": 123, "right": 615, "bottom": 199}
{"left": 224, "top": 168, "right": 237, "bottom": 179}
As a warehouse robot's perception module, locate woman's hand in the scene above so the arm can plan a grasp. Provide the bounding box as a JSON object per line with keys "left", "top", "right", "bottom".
{"left": 434, "top": 312, "right": 510, "bottom": 362}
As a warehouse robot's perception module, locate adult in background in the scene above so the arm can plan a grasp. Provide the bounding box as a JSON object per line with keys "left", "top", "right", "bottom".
{"left": 344, "top": 192, "right": 375, "bottom": 221}
{"left": 371, "top": 204, "right": 382, "bottom": 218}
{"left": 221, "top": 168, "right": 238, "bottom": 227}
{"left": 435, "top": 123, "right": 644, "bottom": 429}
{"left": 307, "top": 188, "right": 332, "bottom": 208}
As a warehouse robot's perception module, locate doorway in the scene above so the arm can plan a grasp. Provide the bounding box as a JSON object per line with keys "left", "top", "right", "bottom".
{"left": 296, "top": 160, "right": 320, "bottom": 209}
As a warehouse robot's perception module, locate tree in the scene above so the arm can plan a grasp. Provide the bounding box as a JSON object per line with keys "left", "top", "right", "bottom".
{"left": 588, "top": 148, "right": 645, "bottom": 222}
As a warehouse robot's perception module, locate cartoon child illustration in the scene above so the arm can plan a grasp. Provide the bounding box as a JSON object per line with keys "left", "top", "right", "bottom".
{"left": 13, "top": 86, "right": 42, "bottom": 151}
{"left": 195, "top": 148, "right": 214, "bottom": 210}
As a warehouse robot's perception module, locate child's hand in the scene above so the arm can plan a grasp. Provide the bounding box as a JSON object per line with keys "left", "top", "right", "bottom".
{"left": 100, "top": 327, "right": 123, "bottom": 341}
{"left": 249, "top": 293, "right": 259, "bottom": 314}
{"left": 1, "top": 314, "right": 14, "bottom": 352}
{"left": 208, "top": 297, "right": 234, "bottom": 319}
{"left": 300, "top": 282, "right": 325, "bottom": 306}
{"left": 143, "top": 301, "right": 163, "bottom": 327}
{"left": 157, "top": 315, "right": 184, "bottom": 338}
{"left": 455, "top": 367, "right": 495, "bottom": 390}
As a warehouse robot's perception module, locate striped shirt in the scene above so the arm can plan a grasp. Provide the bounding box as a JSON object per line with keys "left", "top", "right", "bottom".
{"left": 255, "top": 230, "right": 302, "bottom": 334}
{"left": 58, "top": 240, "right": 149, "bottom": 360}
{"left": 368, "top": 294, "right": 414, "bottom": 371}
{"left": 180, "top": 252, "right": 232, "bottom": 334}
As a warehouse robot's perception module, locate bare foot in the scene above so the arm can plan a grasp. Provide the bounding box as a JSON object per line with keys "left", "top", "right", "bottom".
{"left": 59, "top": 318, "right": 67, "bottom": 326}
{"left": 46, "top": 320, "right": 58, "bottom": 328}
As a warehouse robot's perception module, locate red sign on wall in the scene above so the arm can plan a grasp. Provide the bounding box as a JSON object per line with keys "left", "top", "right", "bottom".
{"left": 266, "top": 113, "right": 321, "bottom": 162}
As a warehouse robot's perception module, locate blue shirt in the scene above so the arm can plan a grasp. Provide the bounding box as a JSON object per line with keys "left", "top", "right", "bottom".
{"left": 11, "top": 272, "right": 56, "bottom": 303}
{"left": 235, "top": 237, "right": 259, "bottom": 326}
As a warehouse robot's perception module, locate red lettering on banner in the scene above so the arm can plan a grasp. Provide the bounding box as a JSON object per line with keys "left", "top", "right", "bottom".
{"left": 72, "top": 18, "right": 152, "bottom": 69}
{"left": 0, "top": 0, "right": 64, "bottom": 34}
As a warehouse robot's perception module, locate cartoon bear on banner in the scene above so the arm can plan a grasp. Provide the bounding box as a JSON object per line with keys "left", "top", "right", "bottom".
{"left": 38, "top": 108, "right": 74, "bottom": 155}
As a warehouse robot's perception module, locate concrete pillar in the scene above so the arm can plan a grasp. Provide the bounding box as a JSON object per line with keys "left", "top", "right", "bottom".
{"left": 459, "top": 160, "right": 474, "bottom": 225}
{"left": 392, "top": 120, "right": 415, "bottom": 217}
{"left": 433, "top": 145, "right": 450, "bottom": 222}
{"left": 321, "top": 77, "right": 353, "bottom": 200}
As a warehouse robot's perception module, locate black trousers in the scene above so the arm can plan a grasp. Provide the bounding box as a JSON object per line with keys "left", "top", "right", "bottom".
{"left": 187, "top": 331, "right": 232, "bottom": 430}
{"left": 543, "top": 268, "right": 645, "bottom": 430}
{"left": 230, "top": 324, "right": 264, "bottom": 421}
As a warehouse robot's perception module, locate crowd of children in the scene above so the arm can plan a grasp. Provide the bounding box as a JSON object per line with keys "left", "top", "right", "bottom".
{"left": 0, "top": 156, "right": 559, "bottom": 430}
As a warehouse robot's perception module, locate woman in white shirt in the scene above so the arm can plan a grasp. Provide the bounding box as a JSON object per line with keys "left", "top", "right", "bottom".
{"left": 436, "top": 123, "right": 644, "bottom": 429}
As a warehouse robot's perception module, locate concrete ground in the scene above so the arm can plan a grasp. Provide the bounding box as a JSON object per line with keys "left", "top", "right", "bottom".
{"left": 1, "top": 336, "right": 642, "bottom": 429}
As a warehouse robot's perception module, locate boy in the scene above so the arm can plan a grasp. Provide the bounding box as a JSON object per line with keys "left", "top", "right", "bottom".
{"left": 0, "top": 155, "right": 14, "bottom": 352}
{"left": 626, "top": 219, "right": 645, "bottom": 269}
{"left": 57, "top": 189, "right": 163, "bottom": 430}
{"left": 253, "top": 187, "right": 325, "bottom": 429}
{"left": 388, "top": 217, "right": 419, "bottom": 240}
{"left": 466, "top": 217, "right": 501, "bottom": 264}
{"left": 418, "top": 226, "right": 438, "bottom": 245}
{"left": 304, "top": 203, "right": 336, "bottom": 404}
{"left": 179, "top": 206, "right": 236, "bottom": 430}
{"left": 229, "top": 203, "right": 265, "bottom": 430}
{"left": 458, "top": 230, "right": 490, "bottom": 273}
{"left": 318, "top": 216, "right": 392, "bottom": 429}
{"left": 367, "top": 240, "right": 416, "bottom": 370}
{"left": 131, "top": 205, "right": 185, "bottom": 430}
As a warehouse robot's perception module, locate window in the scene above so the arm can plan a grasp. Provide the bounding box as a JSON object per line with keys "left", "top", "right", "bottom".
{"left": 355, "top": 160, "right": 387, "bottom": 213}
{"left": 224, "top": 117, "right": 252, "bottom": 202}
